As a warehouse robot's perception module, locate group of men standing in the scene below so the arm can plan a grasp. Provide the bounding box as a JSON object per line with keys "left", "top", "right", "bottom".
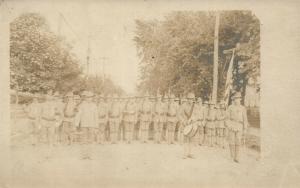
{"left": 25, "top": 90, "right": 248, "bottom": 163}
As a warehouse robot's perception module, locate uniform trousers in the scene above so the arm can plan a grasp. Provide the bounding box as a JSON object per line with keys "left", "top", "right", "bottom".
{"left": 28, "top": 118, "right": 40, "bottom": 144}
{"left": 62, "top": 121, "right": 75, "bottom": 144}
{"left": 140, "top": 121, "right": 150, "bottom": 142}
{"left": 124, "top": 121, "right": 135, "bottom": 142}
{"left": 167, "top": 121, "right": 176, "bottom": 144}
{"left": 80, "top": 127, "right": 98, "bottom": 144}
{"left": 154, "top": 121, "right": 164, "bottom": 143}
{"left": 109, "top": 118, "right": 119, "bottom": 143}
{"left": 97, "top": 122, "right": 107, "bottom": 143}
{"left": 41, "top": 119, "right": 56, "bottom": 145}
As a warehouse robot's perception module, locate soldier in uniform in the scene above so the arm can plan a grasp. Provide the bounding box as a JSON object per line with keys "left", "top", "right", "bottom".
{"left": 123, "top": 95, "right": 137, "bottom": 144}
{"left": 40, "top": 92, "right": 58, "bottom": 145}
{"left": 177, "top": 97, "right": 186, "bottom": 145}
{"left": 161, "top": 95, "right": 169, "bottom": 142}
{"left": 133, "top": 96, "right": 141, "bottom": 140}
{"left": 62, "top": 92, "right": 77, "bottom": 145}
{"left": 202, "top": 100, "right": 209, "bottom": 145}
{"left": 97, "top": 95, "right": 108, "bottom": 144}
{"left": 53, "top": 92, "right": 65, "bottom": 144}
{"left": 152, "top": 94, "right": 164, "bottom": 143}
{"left": 193, "top": 97, "right": 206, "bottom": 146}
{"left": 148, "top": 95, "right": 157, "bottom": 141}
{"left": 118, "top": 95, "right": 126, "bottom": 142}
{"left": 76, "top": 91, "right": 98, "bottom": 144}
{"left": 181, "top": 92, "right": 196, "bottom": 158}
{"left": 226, "top": 92, "right": 248, "bottom": 163}
{"left": 205, "top": 101, "right": 217, "bottom": 147}
{"left": 140, "top": 94, "right": 152, "bottom": 143}
{"left": 74, "top": 95, "right": 81, "bottom": 106}
{"left": 108, "top": 94, "right": 121, "bottom": 144}
{"left": 216, "top": 101, "right": 227, "bottom": 148}
{"left": 166, "top": 94, "right": 179, "bottom": 144}
{"left": 25, "top": 95, "right": 41, "bottom": 145}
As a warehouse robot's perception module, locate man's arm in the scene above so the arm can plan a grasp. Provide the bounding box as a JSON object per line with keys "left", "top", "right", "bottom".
{"left": 243, "top": 107, "right": 249, "bottom": 131}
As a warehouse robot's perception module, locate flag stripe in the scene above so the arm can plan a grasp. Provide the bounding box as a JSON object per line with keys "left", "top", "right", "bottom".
{"left": 224, "top": 49, "right": 235, "bottom": 106}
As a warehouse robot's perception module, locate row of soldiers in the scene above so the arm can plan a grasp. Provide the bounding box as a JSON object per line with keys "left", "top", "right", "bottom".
{"left": 25, "top": 90, "right": 248, "bottom": 162}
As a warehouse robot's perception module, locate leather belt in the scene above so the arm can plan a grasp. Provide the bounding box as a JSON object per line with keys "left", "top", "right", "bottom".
{"left": 42, "top": 117, "right": 55, "bottom": 121}
{"left": 206, "top": 119, "right": 215, "bottom": 122}
{"left": 110, "top": 115, "right": 119, "bottom": 118}
{"left": 230, "top": 119, "right": 243, "bottom": 123}
{"left": 64, "top": 114, "right": 75, "bottom": 118}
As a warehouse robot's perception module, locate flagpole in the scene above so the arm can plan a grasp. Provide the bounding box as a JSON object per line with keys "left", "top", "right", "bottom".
{"left": 212, "top": 11, "right": 220, "bottom": 104}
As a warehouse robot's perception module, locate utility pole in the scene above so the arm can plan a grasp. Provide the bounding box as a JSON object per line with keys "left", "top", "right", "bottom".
{"left": 212, "top": 11, "right": 220, "bottom": 104}
{"left": 86, "top": 35, "right": 91, "bottom": 78}
{"left": 99, "top": 57, "right": 107, "bottom": 81}
{"left": 57, "top": 13, "right": 62, "bottom": 36}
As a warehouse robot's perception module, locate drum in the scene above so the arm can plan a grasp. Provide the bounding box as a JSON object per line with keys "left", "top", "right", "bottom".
{"left": 183, "top": 122, "right": 198, "bottom": 138}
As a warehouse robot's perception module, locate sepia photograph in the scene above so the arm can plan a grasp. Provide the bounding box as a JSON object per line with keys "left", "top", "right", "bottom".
{"left": 1, "top": 0, "right": 300, "bottom": 188}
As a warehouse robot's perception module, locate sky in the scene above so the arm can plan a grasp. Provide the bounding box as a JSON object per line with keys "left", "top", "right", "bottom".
{"left": 6, "top": 0, "right": 168, "bottom": 93}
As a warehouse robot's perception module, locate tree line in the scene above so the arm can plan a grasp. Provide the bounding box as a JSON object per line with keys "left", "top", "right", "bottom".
{"left": 134, "top": 11, "right": 260, "bottom": 101}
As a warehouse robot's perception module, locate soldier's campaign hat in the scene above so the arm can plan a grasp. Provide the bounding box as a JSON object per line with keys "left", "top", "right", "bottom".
{"left": 46, "top": 94, "right": 55, "bottom": 100}
{"left": 169, "top": 94, "right": 176, "bottom": 99}
{"left": 143, "top": 92, "right": 151, "bottom": 98}
{"left": 175, "top": 97, "right": 180, "bottom": 101}
{"left": 112, "top": 94, "right": 119, "bottom": 99}
{"left": 150, "top": 95, "right": 156, "bottom": 100}
{"left": 82, "top": 91, "right": 94, "bottom": 97}
{"left": 197, "top": 97, "right": 202, "bottom": 103}
{"left": 53, "top": 91, "right": 60, "bottom": 97}
{"left": 232, "top": 92, "right": 242, "bottom": 99}
{"left": 181, "top": 98, "right": 188, "bottom": 102}
{"left": 47, "top": 89, "right": 53, "bottom": 96}
{"left": 99, "top": 94, "right": 105, "bottom": 99}
{"left": 32, "top": 94, "right": 40, "bottom": 99}
{"left": 73, "top": 95, "right": 80, "bottom": 100}
{"left": 106, "top": 94, "right": 112, "bottom": 99}
{"left": 186, "top": 92, "right": 195, "bottom": 99}
{"left": 219, "top": 100, "right": 226, "bottom": 106}
{"left": 162, "top": 94, "right": 168, "bottom": 101}
{"left": 203, "top": 101, "right": 209, "bottom": 105}
{"left": 208, "top": 101, "right": 215, "bottom": 105}
{"left": 65, "top": 92, "right": 74, "bottom": 98}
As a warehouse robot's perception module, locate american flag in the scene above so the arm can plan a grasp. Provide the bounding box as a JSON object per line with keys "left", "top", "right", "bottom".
{"left": 224, "top": 49, "right": 235, "bottom": 106}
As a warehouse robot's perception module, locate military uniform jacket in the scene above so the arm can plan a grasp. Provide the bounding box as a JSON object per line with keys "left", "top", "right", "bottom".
{"left": 26, "top": 102, "right": 41, "bottom": 120}
{"left": 123, "top": 102, "right": 137, "bottom": 123}
{"left": 152, "top": 101, "right": 164, "bottom": 123}
{"left": 76, "top": 101, "right": 98, "bottom": 128}
{"left": 63, "top": 100, "right": 77, "bottom": 123}
{"left": 97, "top": 102, "right": 108, "bottom": 124}
{"left": 216, "top": 109, "right": 226, "bottom": 128}
{"left": 167, "top": 102, "right": 179, "bottom": 123}
{"left": 109, "top": 102, "right": 121, "bottom": 125}
{"left": 179, "top": 102, "right": 194, "bottom": 126}
{"left": 161, "top": 102, "right": 169, "bottom": 123}
{"left": 190, "top": 104, "right": 205, "bottom": 126}
{"left": 140, "top": 101, "right": 152, "bottom": 122}
{"left": 226, "top": 104, "right": 248, "bottom": 132}
{"left": 41, "top": 101, "right": 57, "bottom": 121}
{"left": 205, "top": 108, "right": 216, "bottom": 129}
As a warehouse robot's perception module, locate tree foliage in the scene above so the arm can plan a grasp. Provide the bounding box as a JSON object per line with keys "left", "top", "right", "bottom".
{"left": 10, "top": 13, "right": 123, "bottom": 96}
{"left": 134, "top": 11, "right": 260, "bottom": 101}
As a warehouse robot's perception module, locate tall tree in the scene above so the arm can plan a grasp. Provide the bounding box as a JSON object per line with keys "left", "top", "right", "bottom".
{"left": 10, "top": 13, "right": 82, "bottom": 94}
